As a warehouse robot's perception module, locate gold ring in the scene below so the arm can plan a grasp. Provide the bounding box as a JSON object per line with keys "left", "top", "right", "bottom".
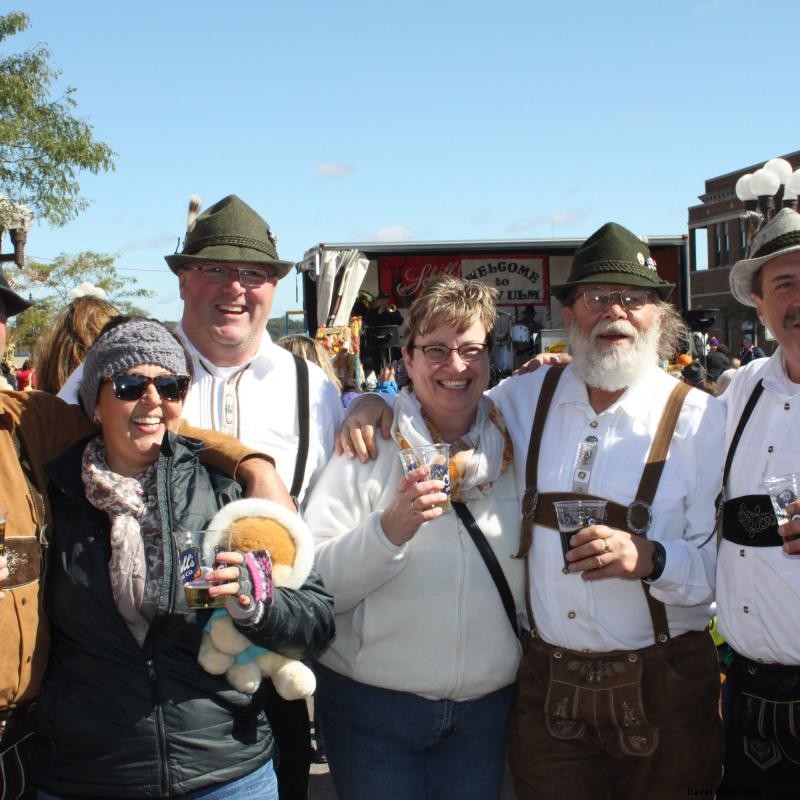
{"left": 603, "top": 538, "right": 611, "bottom": 554}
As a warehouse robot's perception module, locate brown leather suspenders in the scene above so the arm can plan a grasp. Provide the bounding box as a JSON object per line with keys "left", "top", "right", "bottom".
{"left": 519, "top": 366, "right": 691, "bottom": 645}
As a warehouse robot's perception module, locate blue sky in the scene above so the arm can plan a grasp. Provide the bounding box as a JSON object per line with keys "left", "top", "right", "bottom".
{"left": 10, "top": 0, "right": 800, "bottom": 322}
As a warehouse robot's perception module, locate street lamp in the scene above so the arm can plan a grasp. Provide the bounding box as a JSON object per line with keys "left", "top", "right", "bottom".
{"left": 0, "top": 196, "right": 34, "bottom": 268}
{"left": 735, "top": 157, "right": 797, "bottom": 253}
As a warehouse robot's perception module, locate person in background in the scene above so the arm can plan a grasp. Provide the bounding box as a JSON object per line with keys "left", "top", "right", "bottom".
{"left": 718, "top": 207, "right": 800, "bottom": 798}
{"left": 705, "top": 337, "right": 732, "bottom": 382}
{"left": 305, "top": 275, "right": 524, "bottom": 800}
{"left": 277, "top": 334, "right": 342, "bottom": 395}
{"left": 0, "top": 360, "right": 15, "bottom": 389}
{"left": 738, "top": 334, "right": 766, "bottom": 365}
{"left": 682, "top": 360, "right": 718, "bottom": 395}
{"left": 34, "top": 287, "right": 120, "bottom": 394}
{"left": 32, "top": 316, "right": 334, "bottom": 800}
{"left": 15, "top": 358, "right": 34, "bottom": 390}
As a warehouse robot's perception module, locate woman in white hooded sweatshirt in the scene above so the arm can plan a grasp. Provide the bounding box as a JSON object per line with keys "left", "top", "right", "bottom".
{"left": 304, "top": 275, "right": 523, "bottom": 800}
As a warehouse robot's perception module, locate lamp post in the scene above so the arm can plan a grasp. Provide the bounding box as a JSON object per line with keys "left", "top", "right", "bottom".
{"left": 0, "top": 196, "right": 34, "bottom": 268}
{"left": 735, "top": 157, "right": 797, "bottom": 254}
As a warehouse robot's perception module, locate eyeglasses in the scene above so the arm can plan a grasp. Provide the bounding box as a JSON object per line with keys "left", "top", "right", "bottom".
{"left": 105, "top": 374, "right": 191, "bottom": 402}
{"left": 412, "top": 342, "right": 488, "bottom": 364}
{"left": 183, "top": 264, "right": 276, "bottom": 287}
{"left": 578, "top": 289, "right": 653, "bottom": 312}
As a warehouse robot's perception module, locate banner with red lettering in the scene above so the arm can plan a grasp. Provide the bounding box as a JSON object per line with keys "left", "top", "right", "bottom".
{"left": 378, "top": 253, "right": 548, "bottom": 308}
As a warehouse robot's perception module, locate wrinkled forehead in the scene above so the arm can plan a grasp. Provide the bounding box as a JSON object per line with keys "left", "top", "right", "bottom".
{"left": 760, "top": 252, "right": 800, "bottom": 282}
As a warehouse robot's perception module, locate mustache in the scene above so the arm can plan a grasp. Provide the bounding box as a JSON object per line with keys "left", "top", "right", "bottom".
{"left": 784, "top": 309, "right": 800, "bottom": 328}
{"left": 591, "top": 320, "right": 638, "bottom": 341}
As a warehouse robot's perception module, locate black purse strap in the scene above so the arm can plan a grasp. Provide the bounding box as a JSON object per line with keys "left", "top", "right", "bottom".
{"left": 452, "top": 501, "right": 519, "bottom": 638}
{"left": 289, "top": 354, "right": 310, "bottom": 503}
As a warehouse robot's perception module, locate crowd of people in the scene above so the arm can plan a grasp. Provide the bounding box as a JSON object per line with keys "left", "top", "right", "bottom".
{"left": 0, "top": 194, "right": 798, "bottom": 800}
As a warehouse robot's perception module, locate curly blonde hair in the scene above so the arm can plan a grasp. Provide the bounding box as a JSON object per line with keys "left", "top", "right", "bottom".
{"left": 276, "top": 334, "right": 342, "bottom": 394}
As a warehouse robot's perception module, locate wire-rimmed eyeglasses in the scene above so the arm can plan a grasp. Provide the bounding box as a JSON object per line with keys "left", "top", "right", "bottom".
{"left": 578, "top": 289, "right": 653, "bottom": 312}
{"left": 411, "top": 342, "right": 488, "bottom": 364}
{"left": 182, "top": 264, "right": 276, "bottom": 287}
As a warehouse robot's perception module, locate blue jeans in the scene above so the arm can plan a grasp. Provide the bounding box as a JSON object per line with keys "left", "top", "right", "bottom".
{"left": 37, "top": 759, "right": 278, "bottom": 800}
{"left": 315, "top": 664, "right": 514, "bottom": 800}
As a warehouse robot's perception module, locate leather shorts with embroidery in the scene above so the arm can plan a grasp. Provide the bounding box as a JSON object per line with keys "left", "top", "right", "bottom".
{"left": 539, "top": 639, "right": 658, "bottom": 757}
{"left": 728, "top": 653, "right": 800, "bottom": 770}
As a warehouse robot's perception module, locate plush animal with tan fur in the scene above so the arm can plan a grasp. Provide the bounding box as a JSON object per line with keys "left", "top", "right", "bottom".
{"left": 197, "top": 499, "right": 316, "bottom": 700}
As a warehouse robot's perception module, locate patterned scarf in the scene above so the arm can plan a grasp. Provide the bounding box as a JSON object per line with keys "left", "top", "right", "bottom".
{"left": 392, "top": 388, "right": 513, "bottom": 501}
{"left": 82, "top": 437, "right": 162, "bottom": 646}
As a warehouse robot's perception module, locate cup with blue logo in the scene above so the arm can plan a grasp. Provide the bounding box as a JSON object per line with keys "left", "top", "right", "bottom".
{"left": 763, "top": 472, "right": 800, "bottom": 531}
{"left": 177, "top": 529, "right": 230, "bottom": 609}
{"left": 397, "top": 444, "right": 452, "bottom": 513}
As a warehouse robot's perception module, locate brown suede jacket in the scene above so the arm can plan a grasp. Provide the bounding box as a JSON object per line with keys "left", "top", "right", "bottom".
{"left": 0, "top": 390, "right": 263, "bottom": 709}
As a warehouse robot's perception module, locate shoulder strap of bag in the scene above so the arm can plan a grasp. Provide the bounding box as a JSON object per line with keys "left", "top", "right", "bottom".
{"left": 452, "top": 501, "right": 519, "bottom": 638}
{"left": 289, "top": 354, "right": 310, "bottom": 503}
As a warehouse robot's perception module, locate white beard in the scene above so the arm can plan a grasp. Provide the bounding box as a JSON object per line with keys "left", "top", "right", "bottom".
{"left": 568, "top": 316, "right": 661, "bottom": 393}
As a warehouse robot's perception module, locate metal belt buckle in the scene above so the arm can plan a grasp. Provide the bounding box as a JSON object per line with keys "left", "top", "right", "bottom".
{"left": 626, "top": 500, "right": 653, "bottom": 536}
{"left": 522, "top": 488, "right": 539, "bottom": 520}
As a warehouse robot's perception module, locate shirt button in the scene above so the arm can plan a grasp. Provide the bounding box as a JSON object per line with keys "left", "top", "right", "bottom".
{"left": 20, "top": 598, "right": 26, "bottom": 606}
{"left": 743, "top": 606, "right": 749, "bottom": 613}
{"left": 568, "top": 611, "right": 576, "bottom": 619}
{"left": 785, "top": 403, "right": 791, "bottom": 410}
{"left": 767, "top": 446, "right": 774, "bottom": 453}
{"left": 740, "top": 549, "right": 746, "bottom": 557}
{"left": 589, "top": 421, "right": 599, "bottom": 429}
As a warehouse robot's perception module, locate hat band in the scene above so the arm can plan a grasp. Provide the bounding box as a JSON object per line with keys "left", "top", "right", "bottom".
{"left": 570, "top": 259, "right": 664, "bottom": 282}
{"left": 184, "top": 234, "right": 279, "bottom": 259}
{"left": 752, "top": 230, "right": 800, "bottom": 260}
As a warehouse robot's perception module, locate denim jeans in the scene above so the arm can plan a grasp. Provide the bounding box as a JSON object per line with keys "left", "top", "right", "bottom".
{"left": 37, "top": 759, "right": 278, "bottom": 800}
{"left": 315, "top": 664, "right": 514, "bottom": 800}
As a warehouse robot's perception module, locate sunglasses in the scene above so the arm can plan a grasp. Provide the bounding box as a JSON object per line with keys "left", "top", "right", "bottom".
{"left": 105, "top": 374, "right": 190, "bottom": 402}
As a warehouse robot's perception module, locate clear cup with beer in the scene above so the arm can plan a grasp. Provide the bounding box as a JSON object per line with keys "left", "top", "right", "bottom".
{"left": 176, "top": 528, "right": 230, "bottom": 609}
{"left": 397, "top": 444, "right": 452, "bottom": 512}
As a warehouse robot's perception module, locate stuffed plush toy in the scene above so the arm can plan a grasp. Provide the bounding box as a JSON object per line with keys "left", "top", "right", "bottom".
{"left": 196, "top": 498, "right": 316, "bottom": 700}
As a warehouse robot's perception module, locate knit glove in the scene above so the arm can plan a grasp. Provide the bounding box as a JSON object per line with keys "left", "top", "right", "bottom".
{"left": 226, "top": 550, "right": 273, "bottom": 626}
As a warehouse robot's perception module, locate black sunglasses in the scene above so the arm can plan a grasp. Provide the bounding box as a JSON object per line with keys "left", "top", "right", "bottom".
{"left": 105, "top": 374, "right": 190, "bottom": 402}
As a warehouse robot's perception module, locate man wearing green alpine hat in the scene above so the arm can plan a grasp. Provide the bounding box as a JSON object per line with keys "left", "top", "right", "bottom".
{"left": 167, "top": 195, "right": 343, "bottom": 799}
{"left": 338, "top": 221, "right": 725, "bottom": 799}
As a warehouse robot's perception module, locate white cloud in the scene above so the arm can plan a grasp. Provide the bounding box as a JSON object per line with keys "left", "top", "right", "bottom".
{"left": 505, "top": 209, "right": 586, "bottom": 235}
{"left": 315, "top": 162, "right": 355, "bottom": 179}
{"left": 121, "top": 234, "right": 178, "bottom": 253}
{"left": 366, "top": 224, "right": 414, "bottom": 242}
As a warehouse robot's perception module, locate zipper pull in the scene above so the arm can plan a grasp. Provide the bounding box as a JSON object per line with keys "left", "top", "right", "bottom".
{"left": 146, "top": 658, "right": 157, "bottom": 681}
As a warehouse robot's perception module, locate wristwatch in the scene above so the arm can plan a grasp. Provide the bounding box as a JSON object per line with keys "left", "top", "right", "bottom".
{"left": 645, "top": 541, "right": 666, "bottom": 582}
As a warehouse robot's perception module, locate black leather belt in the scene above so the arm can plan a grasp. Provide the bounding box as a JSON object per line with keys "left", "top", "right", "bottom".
{"left": 722, "top": 495, "right": 782, "bottom": 548}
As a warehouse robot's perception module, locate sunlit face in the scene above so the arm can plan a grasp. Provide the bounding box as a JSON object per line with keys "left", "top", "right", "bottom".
{"left": 403, "top": 318, "right": 489, "bottom": 440}
{"left": 753, "top": 253, "right": 800, "bottom": 381}
{"left": 563, "top": 284, "right": 662, "bottom": 392}
{"left": 178, "top": 262, "right": 278, "bottom": 367}
{"left": 94, "top": 364, "right": 184, "bottom": 477}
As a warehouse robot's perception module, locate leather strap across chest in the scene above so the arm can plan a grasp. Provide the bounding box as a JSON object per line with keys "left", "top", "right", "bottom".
{"left": 519, "top": 366, "right": 690, "bottom": 645}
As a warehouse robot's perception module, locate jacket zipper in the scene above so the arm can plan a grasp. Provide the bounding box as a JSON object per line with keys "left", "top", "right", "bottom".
{"left": 146, "top": 655, "right": 171, "bottom": 796}
{"left": 451, "top": 518, "right": 468, "bottom": 696}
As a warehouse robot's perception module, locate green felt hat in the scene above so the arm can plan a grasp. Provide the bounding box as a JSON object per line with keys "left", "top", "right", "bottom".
{"left": 165, "top": 194, "right": 294, "bottom": 279}
{"left": 550, "top": 222, "right": 675, "bottom": 302}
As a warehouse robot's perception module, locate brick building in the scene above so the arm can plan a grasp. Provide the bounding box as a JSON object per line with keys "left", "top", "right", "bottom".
{"left": 687, "top": 150, "right": 800, "bottom": 354}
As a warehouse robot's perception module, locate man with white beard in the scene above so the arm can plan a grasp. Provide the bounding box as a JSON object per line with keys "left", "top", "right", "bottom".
{"left": 339, "top": 221, "right": 725, "bottom": 799}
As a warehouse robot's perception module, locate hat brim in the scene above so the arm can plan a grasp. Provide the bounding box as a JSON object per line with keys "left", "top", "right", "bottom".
{"left": 165, "top": 252, "right": 295, "bottom": 279}
{"left": 0, "top": 286, "right": 32, "bottom": 317}
{"left": 729, "top": 244, "right": 800, "bottom": 307}
{"left": 549, "top": 272, "right": 675, "bottom": 303}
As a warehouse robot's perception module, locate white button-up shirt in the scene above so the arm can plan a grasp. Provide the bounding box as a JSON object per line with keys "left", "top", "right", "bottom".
{"left": 718, "top": 350, "right": 800, "bottom": 665}
{"left": 488, "top": 364, "right": 723, "bottom": 652}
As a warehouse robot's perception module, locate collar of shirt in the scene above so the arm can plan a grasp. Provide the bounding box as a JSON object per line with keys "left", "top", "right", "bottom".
{"left": 176, "top": 321, "right": 279, "bottom": 376}
{"left": 759, "top": 346, "right": 800, "bottom": 396}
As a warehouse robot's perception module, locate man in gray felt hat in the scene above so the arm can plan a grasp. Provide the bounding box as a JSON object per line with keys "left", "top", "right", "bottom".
{"left": 339, "top": 221, "right": 726, "bottom": 799}
{"left": 716, "top": 207, "right": 800, "bottom": 797}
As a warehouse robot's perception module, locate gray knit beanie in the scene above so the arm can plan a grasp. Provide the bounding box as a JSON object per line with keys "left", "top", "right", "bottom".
{"left": 80, "top": 318, "right": 190, "bottom": 418}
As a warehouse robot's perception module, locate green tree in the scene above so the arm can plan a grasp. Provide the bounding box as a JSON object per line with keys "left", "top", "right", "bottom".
{"left": 8, "top": 251, "right": 153, "bottom": 352}
{"left": 0, "top": 11, "right": 115, "bottom": 227}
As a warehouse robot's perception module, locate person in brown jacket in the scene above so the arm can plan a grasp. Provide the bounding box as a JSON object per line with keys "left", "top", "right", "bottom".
{"left": 0, "top": 270, "right": 291, "bottom": 799}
